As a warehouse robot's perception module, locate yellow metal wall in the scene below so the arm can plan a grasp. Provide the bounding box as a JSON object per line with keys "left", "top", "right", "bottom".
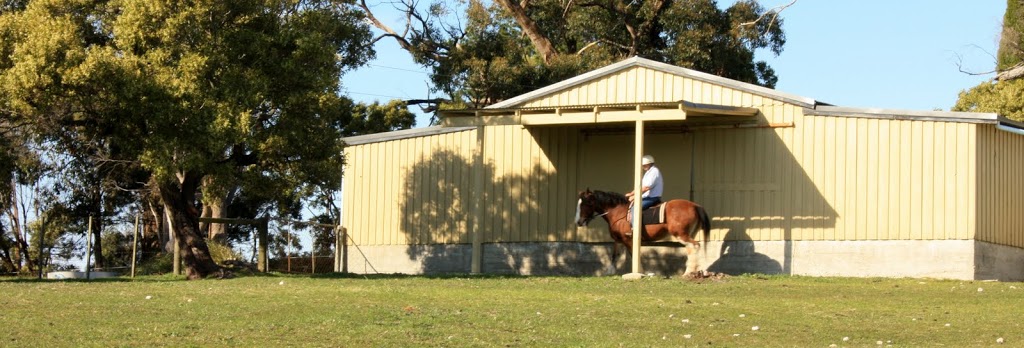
{"left": 775, "top": 115, "right": 976, "bottom": 241}
{"left": 521, "top": 66, "right": 981, "bottom": 242}
{"left": 343, "top": 129, "right": 477, "bottom": 246}
{"left": 523, "top": 66, "right": 779, "bottom": 108}
{"left": 346, "top": 65, "right": 995, "bottom": 246}
{"left": 479, "top": 126, "right": 580, "bottom": 243}
{"left": 977, "top": 125, "right": 1024, "bottom": 248}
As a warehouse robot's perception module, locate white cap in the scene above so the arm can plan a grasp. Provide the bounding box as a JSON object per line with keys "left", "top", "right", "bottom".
{"left": 641, "top": 155, "right": 655, "bottom": 165}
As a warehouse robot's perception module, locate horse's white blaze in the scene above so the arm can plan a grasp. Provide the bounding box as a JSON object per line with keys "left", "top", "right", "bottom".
{"left": 574, "top": 198, "right": 582, "bottom": 223}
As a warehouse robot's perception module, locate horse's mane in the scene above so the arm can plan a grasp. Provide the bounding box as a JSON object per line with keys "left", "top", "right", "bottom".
{"left": 591, "top": 190, "right": 629, "bottom": 208}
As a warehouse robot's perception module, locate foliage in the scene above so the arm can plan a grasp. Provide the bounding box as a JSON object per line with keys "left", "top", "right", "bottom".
{"left": 342, "top": 100, "right": 417, "bottom": 137}
{"left": 1, "top": 275, "right": 1023, "bottom": 346}
{"left": 998, "top": 0, "right": 1023, "bottom": 71}
{"left": 0, "top": 0, "right": 375, "bottom": 278}
{"left": 953, "top": 79, "right": 1024, "bottom": 121}
{"left": 954, "top": 1, "right": 1024, "bottom": 120}
{"left": 363, "top": 0, "right": 786, "bottom": 109}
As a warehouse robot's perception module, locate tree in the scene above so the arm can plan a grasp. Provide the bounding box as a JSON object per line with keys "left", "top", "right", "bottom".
{"left": 0, "top": 0, "right": 375, "bottom": 279}
{"left": 954, "top": 0, "right": 1024, "bottom": 121}
{"left": 359, "top": 0, "right": 788, "bottom": 110}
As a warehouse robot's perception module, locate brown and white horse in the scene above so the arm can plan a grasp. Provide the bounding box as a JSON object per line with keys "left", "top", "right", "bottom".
{"left": 575, "top": 189, "right": 711, "bottom": 276}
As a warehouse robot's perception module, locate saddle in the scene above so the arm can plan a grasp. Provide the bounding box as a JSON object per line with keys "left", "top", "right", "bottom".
{"left": 627, "top": 202, "right": 667, "bottom": 225}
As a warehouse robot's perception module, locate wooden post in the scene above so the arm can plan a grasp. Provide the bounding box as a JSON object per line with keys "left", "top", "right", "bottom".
{"left": 131, "top": 214, "right": 139, "bottom": 278}
{"left": 85, "top": 216, "right": 93, "bottom": 280}
{"left": 341, "top": 227, "right": 348, "bottom": 273}
{"left": 257, "top": 218, "right": 268, "bottom": 272}
{"left": 334, "top": 226, "right": 341, "bottom": 272}
{"left": 311, "top": 239, "right": 315, "bottom": 274}
{"left": 630, "top": 120, "right": 644, "bottom": 276}
{"left": 37, "top": 218, "right": 46, "bottom": 279}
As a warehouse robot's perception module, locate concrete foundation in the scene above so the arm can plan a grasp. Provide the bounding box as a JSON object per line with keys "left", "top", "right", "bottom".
{"left": 344, "top": 240, "right": 1024, "bottom": 280}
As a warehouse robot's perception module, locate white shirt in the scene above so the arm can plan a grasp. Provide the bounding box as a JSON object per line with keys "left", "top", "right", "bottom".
{"left": 641, "top": 165, "right": 663, "bottom": 198}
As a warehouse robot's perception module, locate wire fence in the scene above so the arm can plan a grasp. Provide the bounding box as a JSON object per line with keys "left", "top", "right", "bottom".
{"left": 1, "top": 215, "right": 356, "bottom": 278}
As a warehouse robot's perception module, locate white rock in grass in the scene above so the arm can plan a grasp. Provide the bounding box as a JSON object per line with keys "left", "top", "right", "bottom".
{"left": 945, "top": 323, "right": 951, "bottom": 327}
{"left": 978, "top": 287, "right": 984, "bottom": 292}
{"left": 751, "top": 326, "right": 759, "bottom": 331}
{"left": 669, "top": 314, "right": 675, "bottom": 318}
{"left": 681, "top": 319, "right": 689, "bottom": 323}
{"left": 733, "top": 334, "right": 740, "bottom": 337}
{"left": 739, "top": 314, "right": 746, "bottom": 318}
{"left": 279, "top": 281, "right": 285, "bottom": 285}
{"left": 683, "top": 334, "right": 692, "bottom": 339}
{"left": 997, "top": 337, "right": 1005, "bottom": 344}
{"left": 829, "top": 344, "right": 838, "bottom": 348}
{"left": 145, "top": 295, "right": 152, "bottom": 300}
{"left": 876, "top": 341, "right": 883, "bottom": 345}
{"left": 662, "top": 335, "right": 666, "bottom": 340}
{"left": 843, "top": 337, "right": 850, "bottom": 342}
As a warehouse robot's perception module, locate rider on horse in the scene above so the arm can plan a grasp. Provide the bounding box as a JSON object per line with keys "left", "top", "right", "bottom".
{"left": 624, "top": 155, "right": 663, "bottom": 211}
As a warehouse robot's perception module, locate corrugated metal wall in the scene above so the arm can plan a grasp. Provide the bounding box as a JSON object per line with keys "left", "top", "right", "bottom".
{"left": 345, "top": 65, "right": 1003, "bottom": 246}
{"left": 783, "top": 116, "right": 977, "bottom": 241}
{"left": 977, "top": 125, "right": 1024, "bottom": 248}
{"left": 526, "top": 66, "right": 981, "bottom": 242}
{"left": 343, "top": 129, "right": 477, "bottom": 246}
{"left": 479, "top": 126, "right": 580, "bottom": 243}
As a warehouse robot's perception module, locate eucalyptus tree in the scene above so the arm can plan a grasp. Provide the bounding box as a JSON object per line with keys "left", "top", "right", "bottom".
{"left": 0, "top": 0, "right": 375, "bottom": 279}
{"left": 954, "top": 0, "right": 1024, "bottom": 121}
{"left": 359, "top": 0, "right": 788, "bottom": 110}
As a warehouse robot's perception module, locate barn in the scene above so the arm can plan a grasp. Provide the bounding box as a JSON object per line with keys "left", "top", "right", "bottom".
{"left": 340, "top": 57, "right": 1024, "bottom": 280}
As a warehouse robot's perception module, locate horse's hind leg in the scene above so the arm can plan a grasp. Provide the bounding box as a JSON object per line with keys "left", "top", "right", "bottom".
{"left": 676, "top": 225, "right": 701, "bottom": 276}
{"left": 684, "top": 243, "right": 699, "bottom": 275}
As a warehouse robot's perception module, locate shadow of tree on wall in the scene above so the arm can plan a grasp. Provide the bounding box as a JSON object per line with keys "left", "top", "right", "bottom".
{"left": 384, "top": 115, "right": 839, "bottom": 276}
{"left": 398, "top": 147, "right": 608, "bottom": 275}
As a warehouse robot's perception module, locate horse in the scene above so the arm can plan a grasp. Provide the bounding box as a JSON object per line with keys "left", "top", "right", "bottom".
{"left": 575, "top": 189, "right": 711, "bottom": 276}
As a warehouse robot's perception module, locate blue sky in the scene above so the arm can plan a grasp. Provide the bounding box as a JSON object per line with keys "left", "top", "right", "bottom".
{"left": 342, "top": 1, "right": 1008, "bottom": 128}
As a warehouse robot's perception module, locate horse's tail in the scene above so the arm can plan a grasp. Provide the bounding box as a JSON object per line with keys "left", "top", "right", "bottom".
{"left": 696, "top": 205, "right": 711, "bottom": 258}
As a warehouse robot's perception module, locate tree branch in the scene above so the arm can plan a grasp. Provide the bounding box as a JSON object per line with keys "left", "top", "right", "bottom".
{"left": 997, "top": 63, "right": 1024, "bottom": 81}
{"left": 738, "top": 0, "right": 797, "bottom": 31}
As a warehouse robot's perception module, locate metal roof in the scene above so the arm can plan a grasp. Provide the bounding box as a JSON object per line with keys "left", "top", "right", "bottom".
{"left": 341, "top": 126, "right": 476, "bottom": 146}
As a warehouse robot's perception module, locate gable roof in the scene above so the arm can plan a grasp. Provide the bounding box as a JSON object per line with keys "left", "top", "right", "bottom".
{"left": 485, "top": 56, "right": 819, "bottom": 109}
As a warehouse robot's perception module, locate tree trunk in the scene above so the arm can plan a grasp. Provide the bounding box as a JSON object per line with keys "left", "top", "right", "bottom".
{"left": 494, "top": 0, "right": 557, "bottom": 64}
{"left": 157, "top": 173, "right": 220, "bottom": 280}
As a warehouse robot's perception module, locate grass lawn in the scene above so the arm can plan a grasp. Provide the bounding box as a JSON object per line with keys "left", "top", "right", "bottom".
{"left": 2, "top": 273, "right": 1022, "bottom": 347}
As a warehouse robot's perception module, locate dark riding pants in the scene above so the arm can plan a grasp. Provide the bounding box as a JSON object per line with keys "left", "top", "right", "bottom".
{"left": 641, "top": 196, "right": 662, "bottom": 210}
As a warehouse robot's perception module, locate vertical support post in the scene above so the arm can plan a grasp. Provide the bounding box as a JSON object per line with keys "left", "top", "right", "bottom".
{"left": 471, "top": 125, "right": 485, "bottom": 274}
{"left": 631, "top": 120, "right": 644, "bottom": 275}
{"left": 257, "top": 218, "right": 268, "bottom": 272}
{"left": 37, "top": 218, "right": 46, "bottom": 279}
{"left": 286, "top": 231, "right": 292, "bottom": 273}
{"left": 131, "top": 214, "right": 139, "bottom": 278}
{"left": 85, "top": 216, "right": 93, "bottom": 280}
{"left": 334, "top": 225, "right": 341, "bottom": 272}
{"left": 341, "top": 227, "right": 348, "bottom": 273}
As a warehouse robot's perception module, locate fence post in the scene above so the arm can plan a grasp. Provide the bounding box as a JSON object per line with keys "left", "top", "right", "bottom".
{"left": 131, "top": 214, "right": 139, "bottom": 278}
{"left": 85, "top": 216, "right": 93, "bottom": 280}
{"left": 257, "top": 218, "right": 268, "bottom": 272}
{"left": 37, "top": 217, "right": 46, "bottom": 279}
{"left": 334, "top": 226, "right": 341, "bottom": 272}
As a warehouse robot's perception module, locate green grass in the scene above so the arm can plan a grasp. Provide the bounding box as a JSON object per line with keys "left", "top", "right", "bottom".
{"left": 2, "top": 274, "right": 1022, "bottom": 347}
